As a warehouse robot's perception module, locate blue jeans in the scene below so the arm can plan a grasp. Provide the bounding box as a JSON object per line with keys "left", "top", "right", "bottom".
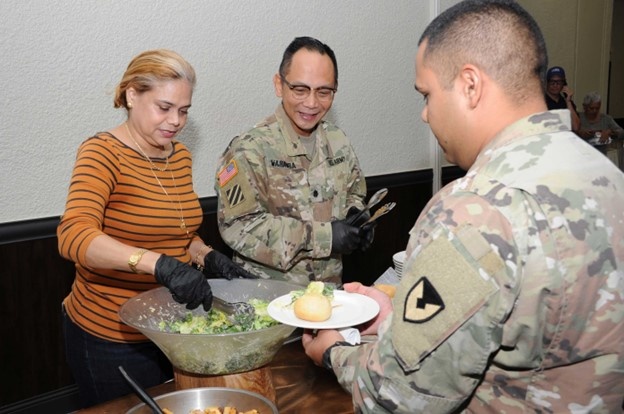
{"left": 62, "top": 305, "right": 173, "bottom": 408}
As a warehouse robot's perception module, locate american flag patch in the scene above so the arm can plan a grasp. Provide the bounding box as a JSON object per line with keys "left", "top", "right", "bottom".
{"left": 218, "top": 159, "right": 238, "bottom": 187}
{"left": 226, "top": 184, "right": 245, "bottom": 207}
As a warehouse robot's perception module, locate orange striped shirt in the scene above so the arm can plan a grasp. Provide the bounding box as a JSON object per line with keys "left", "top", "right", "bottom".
{"left": 58, "top": 132, "right": 202, "bottom": 343}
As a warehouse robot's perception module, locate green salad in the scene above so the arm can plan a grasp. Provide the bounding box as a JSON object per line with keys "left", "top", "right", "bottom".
{"left": 158, "top": 299, "right": 279, "bottom": 334}
{"left": 289, "top": 281, "right": 335, "bottom": 303}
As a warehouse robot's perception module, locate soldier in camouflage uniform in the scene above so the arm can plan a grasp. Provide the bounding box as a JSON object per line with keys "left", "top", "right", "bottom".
{"left": 302, "top": 1, "right": 624, "bottom": 412}
{"left": 215, "top": 37, "right": 371, "bottom": 285}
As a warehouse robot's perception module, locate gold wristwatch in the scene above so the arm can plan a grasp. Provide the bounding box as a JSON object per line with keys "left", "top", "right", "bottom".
{"left": 128, "top": 248, "right": 148, "bottom": 273}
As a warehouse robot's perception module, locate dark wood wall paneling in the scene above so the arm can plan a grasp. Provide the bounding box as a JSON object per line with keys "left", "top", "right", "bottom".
{"left": 0, "top": 167, "right": 465, "bottom": 412}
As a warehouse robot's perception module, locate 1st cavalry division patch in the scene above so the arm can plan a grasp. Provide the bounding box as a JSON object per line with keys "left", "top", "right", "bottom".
{"left": 391, "top": 225, "right": 501, "bottom": 369}
{"left": 404, "top": 277, "right": 445, "bottom": 323}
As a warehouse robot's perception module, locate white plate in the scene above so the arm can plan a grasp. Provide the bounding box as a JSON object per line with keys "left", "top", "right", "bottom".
{"left": 393, "top": 251, "right": 406, "bottom": 265}
{"left": 267, "top": 290, "right": 380, "bottom": 329}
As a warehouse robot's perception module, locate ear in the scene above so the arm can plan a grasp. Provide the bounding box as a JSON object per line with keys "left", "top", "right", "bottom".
{"left": 273, "top": 73, "right": 283, "bottom": 98}
{"left": 126, "top": 87, "right": 137, "bottom": 107}
{"left": 458, "top": 65, "right": 482, "bottom": 109}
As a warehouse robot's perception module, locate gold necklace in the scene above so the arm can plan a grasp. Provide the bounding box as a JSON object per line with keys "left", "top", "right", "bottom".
{"left": 125, "top": 123, "right": 189, "bottom": 237}
{"left": 125, "top": 123, "right": 169, "bottom": 172}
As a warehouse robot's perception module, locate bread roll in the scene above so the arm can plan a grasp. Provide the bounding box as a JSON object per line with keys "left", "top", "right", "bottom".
{"left": 374, "top": 284, "right": 396, "bottom": 298}
{"left": 294, "top": 293, "right": 332, "bottom": 322}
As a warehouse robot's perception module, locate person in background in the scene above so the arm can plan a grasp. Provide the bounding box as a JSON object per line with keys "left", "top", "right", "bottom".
{"left": 544, "top": 65, "right": 580, "bottom": 131}
{"left": 302, "top": 1, "right": 624, "bottom": 412}
{"left": 214, "top": 36, "right": 373, "bottom": 286}
{"left": 578, "top": 91, "right": 624, "bottom": 142}
{"left": 578, "top": 91, "right": 624, "bottom": 162}
{"left": 58, "top": 49, "right": 253, "bottom": 408}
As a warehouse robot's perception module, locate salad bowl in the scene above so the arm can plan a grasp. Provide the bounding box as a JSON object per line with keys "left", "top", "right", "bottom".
{"left": 119, "top": 279, "right": 301, "bottom": 375}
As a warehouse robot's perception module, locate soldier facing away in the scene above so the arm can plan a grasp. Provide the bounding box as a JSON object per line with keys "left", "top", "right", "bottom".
{"left": 302, "top": 1, "right": 624, "bottom": 412}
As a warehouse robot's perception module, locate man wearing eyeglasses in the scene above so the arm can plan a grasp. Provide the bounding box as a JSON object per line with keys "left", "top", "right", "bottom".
{"left": 544, "top": 66, "right": 580, "bottom": 131}
{"left": 214, "top": 36, "right": 372, "bottom": 285}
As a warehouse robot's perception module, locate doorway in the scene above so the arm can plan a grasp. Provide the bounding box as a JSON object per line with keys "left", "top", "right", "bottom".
{"left": 608, "top": 0, "right": 624, "bottom": 119}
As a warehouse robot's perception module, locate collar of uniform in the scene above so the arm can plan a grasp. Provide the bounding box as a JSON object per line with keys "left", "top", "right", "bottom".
{"left": 274, "top": 104, "right": 332, "bottom": 157}
{"left": 483, "top": 109, "right": 570, "bottom": 155}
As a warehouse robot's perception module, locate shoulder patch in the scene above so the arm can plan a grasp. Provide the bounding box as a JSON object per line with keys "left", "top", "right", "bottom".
{"left": 392, "top": 225, "right": 501, "bottom": 370}
{"left": 225, "top": 184, "right": 245, "bottom": 207}
{"left": 218, "top": 159, "right": 238, "bottom": 187}
{"left": 217, "top": 160, "right": 257, "bottom": 219}
{"left": 404, "top": 277, "right": 445, "bottom": 323}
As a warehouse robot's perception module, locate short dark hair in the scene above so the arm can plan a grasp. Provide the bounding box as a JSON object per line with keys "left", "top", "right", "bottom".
{"left": 419, "top": 0, "right": 547, "bottom": 100}
{"left": 278, "top": 36, "right": 338, "bottom": 86}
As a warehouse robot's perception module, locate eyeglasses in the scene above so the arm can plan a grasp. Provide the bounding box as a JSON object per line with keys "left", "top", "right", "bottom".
{"left": 281, "top": 77, "right": 336, "bottom": 102}
{"left": 548, "top": 80, "right": 565, "bottom": 86}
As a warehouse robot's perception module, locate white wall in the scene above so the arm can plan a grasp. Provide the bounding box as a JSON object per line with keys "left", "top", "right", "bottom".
{"left": 0, "top": 1, "right": 441, "bottom": 223}
{"left": 518, "top": 0, "right": 616, "bottom": 112}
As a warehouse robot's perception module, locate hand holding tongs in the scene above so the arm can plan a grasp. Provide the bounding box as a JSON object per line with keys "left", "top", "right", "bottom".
{"left": 360, "top": 202, "right": 396, "bottom": 227}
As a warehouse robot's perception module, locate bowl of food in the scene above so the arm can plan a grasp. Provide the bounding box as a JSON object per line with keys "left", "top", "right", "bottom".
{"left": 126, "top": 387, "right": 278, "bottom": 413}
{"left": 119, "top": 279, "right": 301, "bottom": 375}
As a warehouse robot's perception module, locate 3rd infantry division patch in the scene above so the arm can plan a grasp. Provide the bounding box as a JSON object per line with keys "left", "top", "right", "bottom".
{"left": 226, "top": 184, "right": 245, "bottom": 207}
{"left": 404, "top": 276, "right": 445, "bottom": 323}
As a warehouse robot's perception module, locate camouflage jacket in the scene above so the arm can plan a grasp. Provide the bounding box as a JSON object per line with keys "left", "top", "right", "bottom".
{"left": 215, "top": 104, "right": 366, "bottom": 285}
{"left": 331, "top": 110, "right": 624, "bottom": 413}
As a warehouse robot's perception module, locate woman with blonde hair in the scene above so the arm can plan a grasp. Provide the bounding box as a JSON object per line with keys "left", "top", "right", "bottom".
{"left": 58, "top": 49, "right": 254, "bottom": 407}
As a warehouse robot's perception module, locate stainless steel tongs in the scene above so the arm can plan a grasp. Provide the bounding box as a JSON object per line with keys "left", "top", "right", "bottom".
{"left": 347, "top": 188, "right": 389, "bottom": 225}
{"left": 212, "top": 295, "right": 255, "bottom": 324}
{"left": 360, "top": 202, "right": 396, "bottom": 227}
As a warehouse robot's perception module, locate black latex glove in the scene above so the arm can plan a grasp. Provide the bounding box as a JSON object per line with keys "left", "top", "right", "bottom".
{"left": 345, "top": 206, "right": 371, "bottom": 227}
{"left": 346, "top": 207, "right": 376, "bottom": 251}
{"left": 359, "top": 222, "right": 376, "bottom": 252}
{"left": 203, "top": 250, "right": 258, "bottom": 280}
{"left": 154, "top": 255, "right": 213, "bottom": 311}
{"left": 331, "top": 219, "right": 362, "bottom": 254}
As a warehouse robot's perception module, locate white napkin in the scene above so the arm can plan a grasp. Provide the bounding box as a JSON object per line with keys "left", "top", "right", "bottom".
{"left": 375, "top": 267, "right": 401, "bottom": 285}
{"left": 339, "top": 327, "right": 361, "bottom": 345}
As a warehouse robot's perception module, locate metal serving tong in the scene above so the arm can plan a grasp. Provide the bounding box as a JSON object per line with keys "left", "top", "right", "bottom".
{"left": 361, "top": 202, "right": 396, "bottom": 227}
{"left": 212, "top": 295, "right": 255, "bottom": 324}
{"left": 347, "top": 188, "right": 389, "bottom": 225}
{"left": 118, "top": 366, "right": 164, "bottom": 414}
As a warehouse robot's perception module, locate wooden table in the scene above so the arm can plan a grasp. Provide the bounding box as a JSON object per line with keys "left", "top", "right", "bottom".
{"left": 79, "top": 340, "right": 354, "bottom": 413}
